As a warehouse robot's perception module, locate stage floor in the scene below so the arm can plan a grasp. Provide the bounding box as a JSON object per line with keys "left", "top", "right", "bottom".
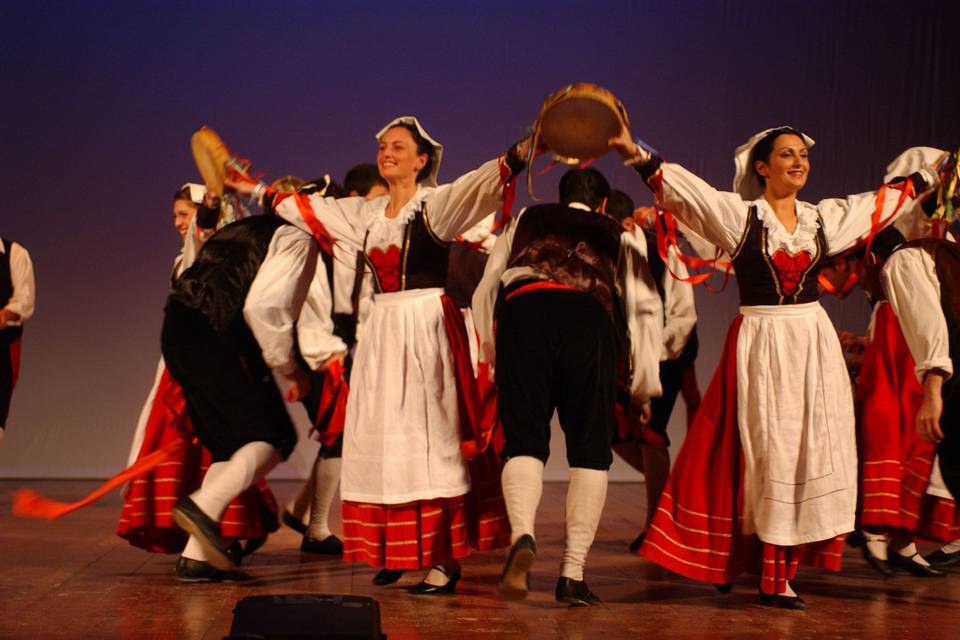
{"left": 1, "top": 480, "right": 958, "bottom": 639}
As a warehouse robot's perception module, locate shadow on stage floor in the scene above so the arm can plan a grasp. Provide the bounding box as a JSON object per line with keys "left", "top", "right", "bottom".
{"left": 1, "top": 480, "right": 957, "bottom": 639}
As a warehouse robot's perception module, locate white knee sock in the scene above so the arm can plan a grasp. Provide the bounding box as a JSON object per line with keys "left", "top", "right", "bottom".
{"left": 306, "top": 457, "right": 341, "bottom": 540}
{"left": 561, "top": 467, "right": 608, "bottom": 581}
{"left": 890, "top": 540, "right": 930, "bottom": 565}
{"left": 501, "top": 456, "right": 545, "bottom": 544}
{"left": 941, "top": 539, "right": 960, "bottom": 554}
{"left": 863, "top": 531, "right": 889, "bottom": 561}
{"left": 423, "top": 558, "right": 461, "bottom": 586}
{"left": 181, "top": 536, "right": 208, "bottom": 562}
{"left": 288, "top": 472, "right": 316, "bottom": 526}
{"left": 190, "top": 441, "right": 281, "bottom": 520}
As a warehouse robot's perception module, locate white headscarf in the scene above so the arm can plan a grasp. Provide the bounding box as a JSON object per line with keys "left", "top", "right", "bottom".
{"left": 375, "top": 116, "right": 444, "bottom": 187}
{"left": 180, "top": 182, "right": 206, "bottom": 205}
{"left": 732, "top": 127, "right": 815, "bottom": 201}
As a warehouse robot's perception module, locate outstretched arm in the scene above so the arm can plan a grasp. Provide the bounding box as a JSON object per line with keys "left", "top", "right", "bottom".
{"left": 610, "top": 130, "right": 747, "bottom": 255}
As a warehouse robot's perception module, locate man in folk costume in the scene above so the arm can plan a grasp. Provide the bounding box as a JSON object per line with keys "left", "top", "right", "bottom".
{"left": 473, "top": 168, "right": 662, "bottom": 605}
{"left": 0, "top": 236, "right": 35, "bottom": 448}
{"left": 163, "top": 194, "right": 337, "bottom": 581}
{"left": 118, "top": 186, "right": 281, "bottom": 563}
{"left": 606, "top": 191, "right": 700, "bottom": 553}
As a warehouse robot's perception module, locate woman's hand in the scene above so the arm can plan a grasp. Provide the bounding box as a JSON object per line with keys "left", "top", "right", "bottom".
{"left": 917, "top": 371, "right": 946, "bottom": 443}
{"left": 283, "top": 365, "right": 312, "bottom": 403}
{"left": 318, "top": 351, "right": 347, "bottom": 373}
{"left": 609, "top": 125, "right": 642, "bottom": 161}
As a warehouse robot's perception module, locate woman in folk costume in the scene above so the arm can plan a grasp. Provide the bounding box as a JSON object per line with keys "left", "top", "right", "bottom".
{"left": 610, "top": 125, "right": 941, "bottom": 608}
{"left": 0, "top": 234, "right": 34, "bottom": 448}
{"left": 844, "top": 226, "right": 956, "bottom": 579}
{"left": 117, "top": 185, "right": 279, "bottom": 563}
{"left": 234, "top": 117, "right": 526, "bottom": 592}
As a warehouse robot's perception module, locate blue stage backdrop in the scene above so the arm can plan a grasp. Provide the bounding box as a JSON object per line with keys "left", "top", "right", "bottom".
{"left": 1, "top": 0, "right": 957, "bottom": 478}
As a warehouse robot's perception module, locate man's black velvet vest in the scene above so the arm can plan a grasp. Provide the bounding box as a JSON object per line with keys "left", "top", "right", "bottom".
{"left": 507, "top": 203, "right": 623, "bottom": 319}
{"left": 170, "top": 216, "right": 286, "bottom": 336}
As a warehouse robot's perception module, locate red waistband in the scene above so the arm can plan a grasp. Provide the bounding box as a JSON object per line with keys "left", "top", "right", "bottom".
{"left": 505, "top": 281, "right": 578, "bottom": 301}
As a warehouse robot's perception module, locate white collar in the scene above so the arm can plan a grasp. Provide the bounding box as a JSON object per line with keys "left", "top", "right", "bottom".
{"left": 753, "top": 199, "right": 820, "bottom": 256}
{"left": 567, "top": 201, "right": 592, "bottom": 212}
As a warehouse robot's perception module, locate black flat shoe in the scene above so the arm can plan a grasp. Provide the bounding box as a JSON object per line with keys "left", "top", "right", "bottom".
{"left": 281, "top": 509, "right": 308, "bottom": 535}
{"left": 243, "top": 536, "right": 267, "bottom": 558}
{"left": 888, "top": 552, "right": 947, "bottom": 577}
{"left": 174, "top": 557, "right": 250, "bottom": 583}
{"left": 628, "top": 531, "right": 646, "bottom": 554}
{"left": 372, "top": 569, "right": 405, "bottom": 586}
{"left": 860, "top": 543, "right": 896, "bottom": 578}
{"left": 758, "top": 591, "right": 806, "bottom": 610}
{"left": 226, "top": 542, "right": 243, "bottom": 567}
{"left": 924, "top": 548, "right": 960, "bottom": 568}
{"left": 845, "top": 529, "right": 865, "bottom": 549}
{"left": 409, "top": 565, "right": 462, "bottom": 595}
{"left": 498, "top": 534, "right": 537, "bottom": 601}
{"left": 301, "top": 534, "right": 344, "bottom": 556}
{"left": 555, "top": 577, "right": 600, "bottom": 606}
{"left": 714, "top": 582, "right": 734, "bottom": 593}
{"left": 172, "top": 497, "right": 235, "bottom": 571}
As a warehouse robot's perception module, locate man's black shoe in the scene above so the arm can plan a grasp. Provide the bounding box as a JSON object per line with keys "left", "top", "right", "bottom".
{"left": 282, "top": 510, "right": 308, "bottom": 535}
{"left": 174, "top": 557, "right": 250, "bottom": 583}
{"left": 555, "top": 577, "right": 600, "bottom": 606}
{"left": 498, "top": 534, "right": 536, "bottom": 601}
{"left": 172, "top": 497, "right": 235, "bottom": 571}
{"left": 301, "top": 535, "right": 344, "bottom": 556}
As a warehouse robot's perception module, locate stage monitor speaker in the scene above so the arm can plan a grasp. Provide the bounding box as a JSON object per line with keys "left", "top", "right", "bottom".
{"left": 225, "top": 594, "right": 385, "bottom": 639}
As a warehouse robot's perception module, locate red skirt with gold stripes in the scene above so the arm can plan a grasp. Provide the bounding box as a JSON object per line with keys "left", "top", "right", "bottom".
{"left": 640, "top": 315, "right": 844, "bottom": 594}
{"left": 342, "top": 445, "right": 511, "bottom": 570}
{"left": 116, "top": 367, "right": 279, "bottom": 553}
{"left": 857, "top": 302, "right": 960, "bottom": 541}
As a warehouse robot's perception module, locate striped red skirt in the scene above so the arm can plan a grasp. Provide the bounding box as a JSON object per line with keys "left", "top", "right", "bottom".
{"left": 640, "top": 316, "right": 844, "bottom": 595}
{"left": 342, "top": 445, "right": 511, "bottom": 570}
{"left": 116, "top": 366, "right": 279, "bottom": 553}
{"left": 858, "top": 302, "right": 960, "bottom": 541}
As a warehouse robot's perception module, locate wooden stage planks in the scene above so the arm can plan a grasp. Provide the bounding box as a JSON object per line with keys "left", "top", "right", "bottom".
{"left": 1, "top": 480, "right": 958, "bottom": 639}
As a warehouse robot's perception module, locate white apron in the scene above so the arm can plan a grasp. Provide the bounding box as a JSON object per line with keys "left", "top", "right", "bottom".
{"left": 340, "top": 288, "right": 471, "bottom": 504}
{"left": 736, "top": 301, "right": 857, "bottom": 545}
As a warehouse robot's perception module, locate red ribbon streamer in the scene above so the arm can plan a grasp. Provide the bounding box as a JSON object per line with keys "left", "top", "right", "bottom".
{"left": 274, "top": 190, "right": 335, "bottom": 256}
{"left": 819, "top": 179, "right": 916, "bottom": 298}
{"left": 12, "top": 439, "right": 188, "bottom": 520}
{"left": 649, "top": 207, "right": 732, "bottom": 290}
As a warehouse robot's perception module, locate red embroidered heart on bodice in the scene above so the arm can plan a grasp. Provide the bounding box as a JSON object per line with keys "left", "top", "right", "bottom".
{"left": 368, "top": 244, "right": 401, "bottom": 292}
{"left": 770, "top": 249, "right": 813, "bottom": 296}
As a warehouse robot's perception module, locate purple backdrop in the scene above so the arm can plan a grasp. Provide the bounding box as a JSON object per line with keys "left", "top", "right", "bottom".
{"left": 1, "top": 0, "right": 957, "bottom": 477}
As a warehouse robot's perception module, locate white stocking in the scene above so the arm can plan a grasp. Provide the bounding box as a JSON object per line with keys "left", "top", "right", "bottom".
{"left": 560, "top": 468, "right": 608, "bottom": 581}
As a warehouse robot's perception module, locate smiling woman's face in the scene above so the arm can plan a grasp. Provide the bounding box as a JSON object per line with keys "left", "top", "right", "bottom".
{"left": 172, "top": 199, "right": 197, "bottom": 239}
{"left": 755, "top": 133, "right": 810, "bottom": 195}
{"left": 377, "top": 126, "right": 427, "bottom": 184}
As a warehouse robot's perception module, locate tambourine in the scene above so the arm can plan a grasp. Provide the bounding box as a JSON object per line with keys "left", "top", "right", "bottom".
{"left": 190, "top": 126, "right": 252, "bottom": 197}
{"left": 527, "top": 83, "right": 630, "bottom": 198}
